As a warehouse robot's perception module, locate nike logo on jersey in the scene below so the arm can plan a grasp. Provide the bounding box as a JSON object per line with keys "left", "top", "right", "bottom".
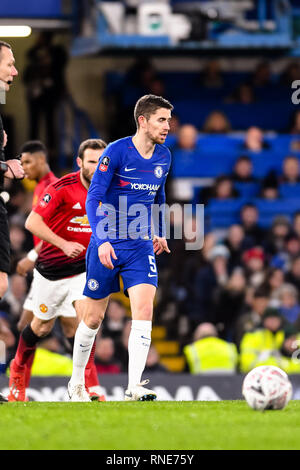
{"left": 72, "top": 202, "right": 82, "bottom": 209}
{"left": 124, "top": 167, "right": 136, "bottom": 172}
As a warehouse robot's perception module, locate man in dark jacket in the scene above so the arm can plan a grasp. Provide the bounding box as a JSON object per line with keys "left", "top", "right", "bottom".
{"left": 0, "top": 41, "right": 24, "bottom": 403}
{"left": 0, "top": 41, "right": 24, "bottom": 300}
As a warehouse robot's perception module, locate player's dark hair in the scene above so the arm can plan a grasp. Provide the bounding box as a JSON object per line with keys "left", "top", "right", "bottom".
{"left": 78, "top": 139, "right": 107, "bottom": 160}
{"left": 0, "top": 41, "right": 12, "bottom": 62}
{"left": 20, "top": 140, "right": 47, "bottom": 156}
{"left": 134, "top": 94, "right": 173, "bottom": 128}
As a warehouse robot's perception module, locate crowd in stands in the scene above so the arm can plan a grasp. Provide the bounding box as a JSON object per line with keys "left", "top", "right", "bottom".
{"left": 2, "top": 57, "right": 300, "bottom": 376}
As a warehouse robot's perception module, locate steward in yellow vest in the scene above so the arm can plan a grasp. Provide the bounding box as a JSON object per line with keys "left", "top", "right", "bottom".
{"left": 184, "top": 323, "right": 238, "bottom": 374}
{"left": 240, "top": 308, "right": 288, "bottom": 373}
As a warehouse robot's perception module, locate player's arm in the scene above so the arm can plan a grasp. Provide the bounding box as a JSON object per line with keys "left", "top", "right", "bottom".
{"left": 25, "top": 185, "right": 85, "bottom": 258}
{"left": 16, "top": 240, "right": 43, "bottom": 276}
{"left": 25, "top": 211, "right": 85, "bottom": 258}
{"left": 86, "top": 145, "right": 119, "bottom": 269}
{"left": 152, "top": 173, "right": 170, "bottom": 256}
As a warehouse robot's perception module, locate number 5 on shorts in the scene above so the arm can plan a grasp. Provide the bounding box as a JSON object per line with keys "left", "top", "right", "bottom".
{"left": 148, "top": 255, "right": 157, "bottom": 273}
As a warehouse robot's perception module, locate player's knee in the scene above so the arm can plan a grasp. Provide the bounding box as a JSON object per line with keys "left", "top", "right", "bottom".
{"left": 31, "top": 318, "right": 53, "bottom": 338}
{"left": 84, "top": 311, "right": 104, "bottom": 330}
{"left": 134, "top": 303, "right": 153, "bottom": 321}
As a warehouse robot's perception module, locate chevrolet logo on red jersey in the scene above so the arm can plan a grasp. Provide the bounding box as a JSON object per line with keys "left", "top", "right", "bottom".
{"left": 99, "top": 156, "right": 110, "bottom": 172}
{"left": 70, "top": 215, "right": 90, "bottom": 226}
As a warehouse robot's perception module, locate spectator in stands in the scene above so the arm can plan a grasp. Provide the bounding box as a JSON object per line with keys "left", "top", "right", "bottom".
{"left": 193, "top": 245, "right": 230, "bottom": 324}
{"left": 199, "top": 60, "right": 224, "bottom": 88}
{"left": 144, "top": 345, "right": 168, "bottom": 373}
{"left": 280, "top": 325, "right": 300, "bottom": 374}
{"left": 202, "top": 110, "right": 231, "bottom": 134}
{"left": 231, "top": 155, "right": 256, "bottom": 183}
{"left": 263, "top": 216, "right": 291, "bottom": 257}
{"left": 234, "top": 285, "right": 270, "bottom": 346}
{"left": 94, "top": 337, "right": 121, "bottom": 374}
{"left": 184, "top": 322, "right": 238, "bottom": 374}
{"left": 101, "top": 299, "right": 127, "bottom": 343}
{"left": 169, "top": 114, "right": 180, "bottom": 135}
{"left": 0, "top": 313, "right": 15, "bottom": 350}
{"left": 223, "top": 225, "right": 248, "bottom": 270}
{"left": 293, "top": 212, "right": 300, "bottom": 239}
{"left": 278, "top": 283, "right": 300, "bottom": 325}
{"left": 280, "top": 61, "right": 300, "bottom": 88}
{"left": 213, "top": 267, "right": 246, "bottom": 341}
{"left": 241, "top": 126, "right": 270, "bottom": 152}
{"left": 262, "top": 267, "right": 285, "bottom": 307}
{"left": 239, "top": 308, "right": 287, "bottom": 373}
{"left": 280, "top": 156, "right": 300, "bottom": 184}
{"left": 288, "top": 109, "right": 300, "bottom": 135}
{"left": 176, "top": 124, "right": 198, "bottom": 151}
{"left": 251, "top": 61, "right": 272, "bottom": 88}
{"left": 201, "top": 175, "right": 239, "bottom": 206}
{"left": 115, "top": 319, "right": 131, "bottom": 372}
{"left": 286, "top": 256, "right": 300, "bottom": 292}
{"left": 9, "top": 223, "right": 28, "bottom": 266}
{"left": 242, "top": 247, "right": 266, "bottom": 288}
{"left": 23, "top": 32, "right": 68, "bottom": 160}
{"left": 271, "top": 232, "right": 300, "bottom": 273}
{"left": 0, "top": 273, "right": 27, "bottom": 322}
{"left": 240, "top": 204, "right": 265, "bottom": 247}
{"left": 225, "top": 83, "right": 256, "bottom": 105}
{"left": 260, "top": 172, "right": 279, "bottom": 200}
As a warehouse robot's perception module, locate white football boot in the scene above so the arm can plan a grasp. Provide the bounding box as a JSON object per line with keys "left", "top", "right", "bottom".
{"left": 68, "top": 382, "right": 91, "bottom": 402}
{"left": 124, "top": 379, "right": 157, "bottom": 401}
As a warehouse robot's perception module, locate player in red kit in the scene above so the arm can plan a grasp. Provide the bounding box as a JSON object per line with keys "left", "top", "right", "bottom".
{"left": 17, "top": 141, "right": 57, "bottom": 327}
{"left": 8, "top": 139, "right": 107, "bottom": 402}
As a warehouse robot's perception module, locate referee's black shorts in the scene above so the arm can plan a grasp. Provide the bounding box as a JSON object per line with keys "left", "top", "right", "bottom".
{"left": 0, "top": 197, "right": 10, "bottom": 274}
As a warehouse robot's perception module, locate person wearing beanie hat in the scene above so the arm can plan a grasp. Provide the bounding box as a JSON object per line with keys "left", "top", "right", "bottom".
{"left": 242, "top": 246, "right": 266, "bottom": 288}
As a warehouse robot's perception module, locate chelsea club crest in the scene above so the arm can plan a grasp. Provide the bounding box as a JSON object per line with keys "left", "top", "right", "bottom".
{"left": 154, "top": 166, "right": 163, "bottom": 178}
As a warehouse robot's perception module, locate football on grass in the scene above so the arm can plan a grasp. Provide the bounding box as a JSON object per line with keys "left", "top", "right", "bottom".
{"left": 242, "top": 365, "right": 292, "bottom": 411}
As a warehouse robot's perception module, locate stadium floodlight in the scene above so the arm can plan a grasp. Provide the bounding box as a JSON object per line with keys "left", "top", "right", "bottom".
{"left": 0, "top": 26, "right": 32, "bottom": 37}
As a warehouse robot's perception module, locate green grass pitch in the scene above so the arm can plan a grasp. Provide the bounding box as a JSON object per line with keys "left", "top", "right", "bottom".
{"left": 0, "top": 401, "right": 299, "bottom": 450}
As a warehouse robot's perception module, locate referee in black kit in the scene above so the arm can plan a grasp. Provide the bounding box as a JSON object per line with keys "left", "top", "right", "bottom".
{"left": 0, "top": 41, "right": 24, "bottom": 402}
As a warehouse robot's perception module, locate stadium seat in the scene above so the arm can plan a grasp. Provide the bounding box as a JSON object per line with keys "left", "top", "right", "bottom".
{"left": 279, "top": 183, "right": 300, "bottom": 199}
{"left": 234, "top": 182, "right": 261, "bottom": 198}
{"left": 160, "top": 356, "right": 186, "bottom": 373}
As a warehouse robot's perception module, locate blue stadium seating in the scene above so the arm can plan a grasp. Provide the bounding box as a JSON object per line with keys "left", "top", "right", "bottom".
{"left": 279, "top": 183, "right": 300, "bottom": 199}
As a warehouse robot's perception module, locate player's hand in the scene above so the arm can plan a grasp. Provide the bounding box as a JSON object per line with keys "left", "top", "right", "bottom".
{"left": 61, "top": 241, "right": 86, "bottom": 258}
{"left": 4, "top": 159, "right": 25, "bottom": 179}
{"left": 153, "top": 236, "right": 171, "bottom": 256}
{"left": 16, "top": 257, "right": 35, "bottom": 276}
{"left": 98, "top": 242, "right": 117, "bottom": 270}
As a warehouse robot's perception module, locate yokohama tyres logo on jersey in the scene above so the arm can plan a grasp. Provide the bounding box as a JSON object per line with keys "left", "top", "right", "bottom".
{"left": 130, "top": 183, "right": 160, "bottom": 191}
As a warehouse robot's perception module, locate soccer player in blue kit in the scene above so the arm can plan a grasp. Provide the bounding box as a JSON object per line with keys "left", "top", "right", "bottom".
{"left": 68, "top": 94, "right": 173, "bottom": 401}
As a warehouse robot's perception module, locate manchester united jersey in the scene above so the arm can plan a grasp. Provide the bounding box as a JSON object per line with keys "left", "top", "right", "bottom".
{"left": 34, "top": 171, "right": 91, "bottom": 280}
{"left": 32, "top": 171, "right": 57, "bottom": 246}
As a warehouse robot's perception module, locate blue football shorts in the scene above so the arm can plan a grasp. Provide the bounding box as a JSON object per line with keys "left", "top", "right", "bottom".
{"left": 83, "top": 240, "right": 158, "bottom": 299}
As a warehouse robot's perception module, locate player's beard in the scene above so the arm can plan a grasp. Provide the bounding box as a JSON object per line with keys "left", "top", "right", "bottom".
{"left": 81, "top": 167, "right": 93, "bottom": 187}
{"left": 146, "top": 129, "right": 165, "bottom": 145}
